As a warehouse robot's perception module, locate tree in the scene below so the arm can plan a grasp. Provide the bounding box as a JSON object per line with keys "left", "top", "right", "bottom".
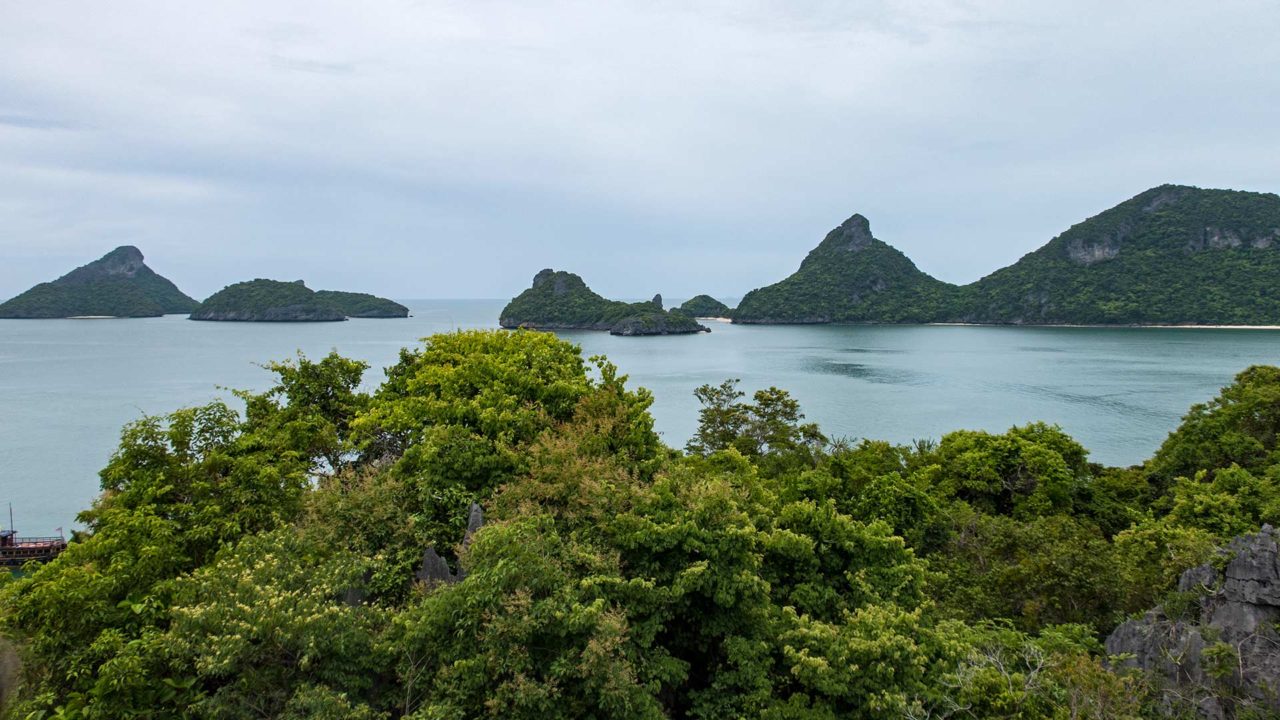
{"left": 686, "top": 380, "right": 826, "bottom": 473}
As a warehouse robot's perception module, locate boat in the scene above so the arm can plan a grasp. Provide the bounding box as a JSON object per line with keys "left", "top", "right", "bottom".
{"left": 1, "top": 530, "right": 67, "bottom": 567}
{"left": 1, "top": 505, "right": 68, "bottom": 568}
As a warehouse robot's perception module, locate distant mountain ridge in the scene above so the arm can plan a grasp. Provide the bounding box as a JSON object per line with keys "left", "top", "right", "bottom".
{"left": 0, "top": 246, "right": 198, "bottom": 318}
{"left": 734, "top": 185, "right": 1280, "bottom": 326}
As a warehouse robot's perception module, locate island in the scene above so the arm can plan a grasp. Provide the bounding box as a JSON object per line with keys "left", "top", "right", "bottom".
{"left": 733, "top": 184, "right": 1280, "bottom": 326}
{"left": 674, "top": 294, "right": 733, "bottom": 318}
{"left": 500, "top": 269, "right": 709, "bottom": 336}
{"left": 314, "top": 290, "right": 409, "bottom": 318}
{"left": 190, "top": 279, "right": 407, "bottom": 322}
{"left": 0, "top": 246, "right": 198, "bottom": 319}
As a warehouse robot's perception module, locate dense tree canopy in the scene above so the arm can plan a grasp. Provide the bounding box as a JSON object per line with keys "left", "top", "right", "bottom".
{"left": 4, "top": 331, "right": 1280, "bottom": 718}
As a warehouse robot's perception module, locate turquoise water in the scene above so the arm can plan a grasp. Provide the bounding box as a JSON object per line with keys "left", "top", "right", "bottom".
{"left": 2, "top": 299, "right": 1279, "bottom": 533}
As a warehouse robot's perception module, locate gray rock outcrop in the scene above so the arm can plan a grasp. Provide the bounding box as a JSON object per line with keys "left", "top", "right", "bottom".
{"left": 415, "top": 503, "right": 485, "bottom": 587}
{"left": 1106, "top": 525, "right": 1280, "bottom": 717}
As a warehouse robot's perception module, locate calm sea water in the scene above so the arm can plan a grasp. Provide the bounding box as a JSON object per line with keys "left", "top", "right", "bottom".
{"left": 3, "top": 298, "right": 1279, "bottom": 533}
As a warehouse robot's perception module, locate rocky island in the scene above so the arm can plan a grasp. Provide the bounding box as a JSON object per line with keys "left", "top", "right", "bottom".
{"left": 190, "top": 279, "right": 406, "bottom": 322}
{"left": 0, "top": 246, "right": 198, "bottom": 319}
{"left": 674, "top": 294, "right": 733, "bottom": 318}
{"left": 500, "top": 269, "right": 709, "bottom": 336}
{"left": 733, "top": 214, "right": 951, "bottom": 324}
{"left": 314, "top": 290, "right": 409, "bottom": 318}
{"left": 734, "top": 185, "right": 1280, "bottom": 326}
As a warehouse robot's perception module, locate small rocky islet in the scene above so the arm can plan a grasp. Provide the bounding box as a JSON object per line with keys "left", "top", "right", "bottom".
{"left": 499, "top": 269, "right": 710, "bottom": 336}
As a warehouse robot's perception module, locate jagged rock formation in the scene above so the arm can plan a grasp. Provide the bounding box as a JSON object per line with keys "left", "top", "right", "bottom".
{"left": 675, "top": 294, "right": 733, "bottom": 318}
{"left": 734, "top": 185, "right": 1280, "bottom": 326}
{"left": 416, "top": 503, "right": 485, "bottom": 586}
{"left": 732, "top": 214, "right": 954, "bottom": 324}
{"left": 0, "top": 246, "right": 198, "bottom": 318}
{"left": 1106, "top": 526, "right": 1280, "bottom": 717}
{"left": 499, "top": 269, "right": 709, "bottom": 336}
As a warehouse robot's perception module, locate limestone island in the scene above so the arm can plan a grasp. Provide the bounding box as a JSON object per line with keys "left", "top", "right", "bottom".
{"left": 673, "top": 294, "right": 734, "bottom": 318}
{"left": 0, "top": 246, "right": 198, "bottom": 319}
{"left": 190, "top": 279, "right": 407, "bottom": 322}
{"left": 500, "top": 269, "right": 709, "bottom": 336}
{"left": 733, "top": 184, "right": 1280, "bottom": 326}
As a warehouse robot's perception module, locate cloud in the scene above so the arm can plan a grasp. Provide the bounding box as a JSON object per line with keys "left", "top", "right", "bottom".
{"left": 0, "top": 1, "right": 1277, "bottom": 301}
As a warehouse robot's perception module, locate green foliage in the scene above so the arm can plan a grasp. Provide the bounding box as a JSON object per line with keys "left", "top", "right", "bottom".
{"left": 314, "top": 290, "right": 409, "bottom": 318}
{"left": 166, "top": 530, "right": 385, "bottom": 719}
{"left": 0, "top": 246, "right": 197, "bottom": 318}
{"left": 917, "top": 422, "right": 1090, "bottom": 519}
{"left": 191, "top": 279, "right": 347, "bottom": 322}
{"left": 499, "top": 269, "right": 706, "bottom": 335}
{"left": 0, "top": 399, "right": 311, "bottom": 717}
{"left": 235, "top": 351, "right": 371, "bottom": 476}
{"left": 734, "top": 185, "right": 1280, "bottom": 326}
{"left": 733, "top": 215, "right": 954, "bottom": 324}
{"left": 673, "top": 294, "right": 732, "bottom": 317}
{"left": 685, "top": 379, "right": 826, "bottom": 473}
{"left": 7, "top": 329, "right": 1280, "bottom": 719}
{"left": 1150, "top": 365, "right": 1280, "bottom": 485}
{"left": 956, "top": 185, "right": 1280, "bottom": 325}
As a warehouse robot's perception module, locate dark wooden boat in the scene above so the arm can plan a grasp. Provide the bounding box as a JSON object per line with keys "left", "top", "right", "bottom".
{"left": 1, "top": 530, "right": 67, "bottom": 568}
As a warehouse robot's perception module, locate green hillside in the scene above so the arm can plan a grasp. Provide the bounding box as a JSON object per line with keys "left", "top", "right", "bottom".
{"left": 734, "top": 186, "right": 1280, "bottom": 326}
{"left": 500, "top": 269, "right": 708, "bottom": 335}
{"left": 190, "top": 279, "right": 347, "bottom": 322}
{"left": 314, "top": 290, "right": 409, "bottom": 318}
{"left": 955, "top": 185, "right": 1280, "bottom": 324}
{"left": 732, "top": 214, "right": 955, "bottom": 323}
{"left": 0, "top": 246, "right": 198, "bottom": 318}
{"left": 674, "top": 294, "right": 733, "bottom": 317}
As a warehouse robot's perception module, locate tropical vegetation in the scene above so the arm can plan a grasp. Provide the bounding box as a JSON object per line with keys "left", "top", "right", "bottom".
{"left": 314, "top": 291, "right": 409, "bottom": 318}
{"left": 674, "top": 295, "right": 732, "bottom": 318}
{"left": 0, "top": 246, "right": 198, "bottom": 319}
{"left": 3, "top": 329, "right": 1279, "bottom": 718}
{"left": 500, "top": 269, "right": 708, "bottom": 335}
{"left": 734, "top": 185, "right": 1280, "bottom": 326}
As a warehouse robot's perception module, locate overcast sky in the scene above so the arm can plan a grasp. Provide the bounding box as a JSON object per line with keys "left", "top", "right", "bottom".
{"left": 2, "top": 1, "right": 1278, "bottom": 301}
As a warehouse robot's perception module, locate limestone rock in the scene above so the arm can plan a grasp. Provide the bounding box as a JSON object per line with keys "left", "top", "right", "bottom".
{"left": 1106, "top": 525, "right": 1280, "bottom": 716}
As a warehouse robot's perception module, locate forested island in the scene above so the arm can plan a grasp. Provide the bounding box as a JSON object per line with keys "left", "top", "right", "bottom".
{"left": 735, "top": 185, "right": 1280, "bottom": 326}
{"left": 190, "top": 279, "right": 407, "bottom": 322}
{"left": 4, "top": 329, "right": 1280, "bottom": 718}
{"left": 500, "top": 269, "right": 709, "bottom": 335}
{"left": 0, "top": 246, "right": 198, "bottom": 318}
{"left": 674, "top": 294, "right": 733, "bottom": 318}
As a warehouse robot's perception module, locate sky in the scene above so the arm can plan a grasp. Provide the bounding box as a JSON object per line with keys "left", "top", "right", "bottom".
{"left": 1, "top": 1, "right": 1278, "bottom": 302}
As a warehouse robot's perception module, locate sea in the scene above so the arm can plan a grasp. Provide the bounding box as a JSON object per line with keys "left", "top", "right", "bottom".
{"left": 3, "top": 298, "right": 1279, "bottom": 533}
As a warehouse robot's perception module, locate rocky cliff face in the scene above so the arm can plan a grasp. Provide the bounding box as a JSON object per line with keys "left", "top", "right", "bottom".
{"left": 1106, "top": 526, "right": 1280, "bottom": 718}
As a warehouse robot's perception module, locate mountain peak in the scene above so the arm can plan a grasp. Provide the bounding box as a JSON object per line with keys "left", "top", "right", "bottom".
{"left": 828, "top": 213, "right": 874, "bottom": 251}
{"left": 89, "top": 246, "right": 147, "bottom": 278}
{"left": 0, "top": 246, "right": 197, "bottom": 318}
